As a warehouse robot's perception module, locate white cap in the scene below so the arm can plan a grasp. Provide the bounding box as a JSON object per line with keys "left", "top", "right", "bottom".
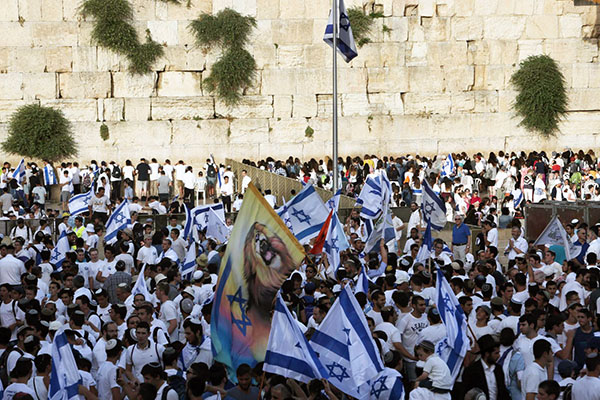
{"left": 49, "top": 321, "right": 62, "bottom": 331}
{"left": 154, "top": 273, "right": 167, "bottom": 284}
{"left": 395, "top": 270, "right": 410, "bottom": 285}
{"left": 193, "top": 270, "right": 204, "bottom": 281}
{"left": 183, "top": 287, "right": 195, "bottom": 297}
{"left": 85, "top": 223, "right": 95, "bottom": 232}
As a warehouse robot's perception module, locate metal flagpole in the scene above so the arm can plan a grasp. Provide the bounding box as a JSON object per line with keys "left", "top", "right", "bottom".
{"left": 332, "top": 0, "right": 339, "bottom": 193}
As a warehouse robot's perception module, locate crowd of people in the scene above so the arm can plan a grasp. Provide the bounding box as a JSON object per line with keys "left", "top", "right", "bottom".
{"left": 0, "top": 149, "right": 598, "bottom": 400}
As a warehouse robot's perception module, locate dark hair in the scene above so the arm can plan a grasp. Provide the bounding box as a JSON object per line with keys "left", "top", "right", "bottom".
{"left": 533, "top": 339, "right": 551, "bottom": 359}
{"left": 209, "top": 363, "right": 227, "bottom": 385}
{"left": 34, "top": 354, "right": 52, "bottom": 372}
{"left": 538, "top": 380, "right": 560, "bottom": 397}
{"left": 187, "top": 377, "right": 206, "bottom": 397}
{"left": 138, "top": 383, "right": 158, "bottom": 400}
{"left": 136, "top": 321, "right": 150, "bottom": 333}
{"left": 499, "top": 327, "right": 516, "bottom": 347}
{"left": 236, "top": 363, "right": 252, "bottom": 377}
{"left": 10, "top": 357, "right": 32, "bottom": 379}
{"left": 411, "top": 295, "right": 425, "bottom": 305}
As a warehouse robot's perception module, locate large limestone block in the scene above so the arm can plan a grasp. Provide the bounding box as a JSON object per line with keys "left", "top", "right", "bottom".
{"left": 45, "top": 47, "right": 73, "bottom": 73}
{"left": 106, "top": 121, "right": 172, "bottom": 148}
{"left": 512, "top": 0, "right": 534, "bottom": 15}
{"left": 59, "top": 72, "right": 112, "bottom": 99}
{"left": 368, "top": 92, "right": 405, "bottom": 115}
{"left": 338, "top": 68, "right": 368, "bottom": 93}
{"left": 62, "top": 0, "right": 79, "bottom": 21}
{"left": 147, "top": 21, "right": 179, "bottom": 46}
{"left": 517, "top": 40, "right": 543, "bottom": 62}
{"left": 157, "top": 72, "right": 203, "bottom": 97}
{"left": 73, "top": 47, "right": 98, "bottom": 72}
{"left": 473, "top": 0, "right": 497, "bottom": 16}
{"left": 569, "top": 89, "right": 600, "bottom": 111}
{"left": 498, "top": 90, "right": 516, "bottom": 113}
{"left": 454, "top": 0, "right": 474, "bottom": 16}
{"left": 474, "top": 91, "right": 498, "bottom": 113}
{"left": 483, "top": 16, "right": 525, "bottom": 40}
{"left": 0, "top": 47, "right": 12, "bottom": 72}
{"left": 489, "top": 41, "right": 518, "bottom": 65}
{"left": 215, "top": 96, "right": 273, "bottom": 119}
{"left": 341, "top": 93, "right": 371, "bottom": 117}
{"left": 229, "top": 119, "right": 269, "bottom": 143}
{"left": 368, "top": 67, "right": 409, "bottom": 93}
{"left": 408, "top": 66, "right": 444, "bottom": 92}
{"left": 256, "top": 0, "right": 279, "bottom": 19}
{"left": 297, "top": 68, "right": 331, "bottom": 94}
{"left": 292, "top": 94, "right": 317, "bottom": 118}
{"left": 525, "top": 15, "right": 558, "bottom": 39}
{"left": 403, "top": 92, "right": 451, "bottom": 114}
{"left": 588, "top": 64, "right": 600, "bottom": 89}
{"left": 151, "top": 97, "right": 215, "bottom": 121}
{"left": 97, "top": 47, "right": 126, "bottom": 72}
{"left": 167, "top": 0, "right": 211, "bottom": 19}
{"left": 422, "top": 17, "right": 450, "bottom": 42}
{"left": 271, "top": 20, "right": 314, "bottom": 45}
{"left": 273, "top": 95, "right": 293, "bottom": 118}
{"left": 124, "top": 98, "right": 151, "bottom": 121}
{"left": 444, "top": 65, "right": 474, "bottom": 92}
{"left": 407, "top": 16, "right": 425, "bottom": 41}
{"left": 23, "top": 73, "right": 56, "bottom": 100}
{"left": 0, "top": 73, "right": 23, "bottom": 100}
{"left": 32, "top": 22, "right": 78, "bottom": 46}
{"left": 0, "top": 23, "right": 32, "bottom": 46}
{"left": 18, "top": 0, "right": 42, "bottom": 21}
{"left": 12, "top": 48, "right": 46, "bottom": 73}
{"left": 303, "top": 44, "right": 330, "bottom": 69}
{"left": 387, "top": 17, "right": 409, "bottom": 42}
{"left": 0, "top": 0, "right": 19, "bottom": 21}
{"left": 113, "top": 72, "right": 157, "bottom": 98}
{"left": 450, "top": 92, "right": 475, "bottom": 113}
{"left": 542, "top": 39, "right": 577, "bottom": 64}
{"left": 170, "top": 119, "right": 230, "bottom": 147}
{"left": 577, "top": 40, "right": 598, "bottom": 63}
{"left": 277, "top": 45, "right": 305, "bottom": 68}
{"left": 261, "top": 68, "right": 296, "bottom": 95}
{"left": 41, "top": 99, "right": 97, "bottom": 121}
{"left": 407, "top": 42, "right": 427, "bottom": 66}
{"left": 158, "top": 47, "right": 188, "bottom": 71}
{"left": 559, "top": 15, "right": 582, "bottom": 38}
{"left": 102, "top": 98, "right": 125, "bottom": 121}
{"left": 0, "top": 100, "right": 27, "bottom": 121}
{"left": 427, "top": 41, "right": 467, "bottom": 66}
{"left": 572, "top": 64, "right": 590, "bottom": 89}
{"left": 268, "top": 118, "right": 315, "bottom": 144}
{"left": 418, "top": 0, "right": 435, "bottom": 17}
{"left": 41, "top": 0, "right": 62, "bottom": 21}
{"left": 316, "top": 94, "right": 342, "bottom": 118}
{"left": 452, "top": 17, "right": 483, "bottom": 41}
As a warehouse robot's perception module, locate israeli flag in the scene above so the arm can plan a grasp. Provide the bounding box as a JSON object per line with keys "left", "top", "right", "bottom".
{"left": 310, "top": 285, "right": 383, "bottom": 398}
{"left": 182, "top": 203, "right": 194, "bottom": 242}
{"left": 49, "top": 331, "right": 82, "bottom": 400}
{"left": 415, "top": 220, "right": 433, "bottom": 264}
{"left": 421, "top": 179, "right": 447, "bottom": 231}
{"left": 10, "top": 158, "right": 25, "bottom": 183}
{"left": 131, "top": 265, "right": 152, "bottom": 300}
{"left": 354, "top": 265, "right": 370, "bottom": 294}
{"left": 181, "top": 241, "right": 197, "bottom": 281}
{"left": 264, "top": 293, "right": 329, "bottom": 383}
{"left": 323, "top": 0, "right": 358, "bottom": 63}
{"left": 534, "top": 215, "right": 578, "bottom": 261}
{"left": 277, "top": 184, "right": 329, "bottom": 244}
{"left": 50, "top": 231, "right": 70, "bottom": 271}
{"left": 433, "top": 267, "right": 469, "bottom": 381}
{"left": 207, "top": 207, "right": 229, "bottom": 243}
{"left": 68, "top": 188, "right": 93, "bottom": 216}
{"left": 356, "top": 175, "right": 391, "bottom": 220}
{"left": 326, "top": 189, "right": 342, "bottom": 211}
{"left": 513, "top": 188, "right": 523, "bottom": 209}
{"left": 324, "top": 210, "right": 350, "bottom": 271}
{"left": 191, "top": 203, "right": 225, "bottom": 231}
{"left": 364, "top": 209, "right": 395, "bottom": 254}
{"left": 104, "top": 200, "right": 131, "bottom": 244}
{"left": 44, "top": 164, "right": 58, "bottom": 185}
{"left": 369, "top": 368, "right": 405, "bottom": 400}
{"left": 441, "top": 154, "right": 455, "bottom": 178}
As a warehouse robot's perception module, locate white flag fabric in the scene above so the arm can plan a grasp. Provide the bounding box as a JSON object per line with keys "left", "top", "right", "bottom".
{"left": 368, "top": 368, "right": 405, "bottom": 400}
{"left": 104, "top": 200, "right": 131, "bottom": 244}
{"left": 10, "top": 158, "right": 25, "bottom": 183}
{"left": 364, "top": 208, "right": 395, "bottom": 254}
{"left": 441, "top": 154, "right": 455, "bottom": 178}
{"left": 277, "top": 184, "right": 329, "bottom": 244}
{"left": 433, "top": 267, "right": 469, "bottom": 381}
{"left": 324, "top": 210, "right": 350, "bottom": 271}
{"left": 191, "top": 203, "right": 225, "bottom": 231}
{"left": 421, "top": 179, "right": 447, "bottom": 231}
{"left": 181, "top": 241, "right": 197, "bottom": 281}
{"left": 533, "top": 216, "right": 578, "bottom": 260}
{"left": 206, "top": 208, "right": 229, "bottom": 243}
{"left": 44, "top": 164, "right": 58, "bottom": 185}
{"left": 50, "top": 231, "right": 70, "bottom": 271}
{"left": 323, "top": 0, "right": 358, "bottom": 62}
{"left": 264, "top": 293, "right": 329, "bottom": 383}
{"left": 415, "top": 220, "right": 433, "bottom": 264}
{"left": 354, "top": 266, "right": 370, "bottom": 295}
{"left": 182, "top": 203, "right": 195, "bottom": 242}
{"left": 49, "top": 331, "right": 82, "bottom": 400}
{"left": 356, "top": 175, "right": 391, "bottom": 220}
{"left": 125, "top": 264, "right": 155, "bottom": 308}
{"left": 310, "top": 285, "right": 383, "bottom": 398}
{"left": 68, "top": 188, "right": 93, "bottom": 216}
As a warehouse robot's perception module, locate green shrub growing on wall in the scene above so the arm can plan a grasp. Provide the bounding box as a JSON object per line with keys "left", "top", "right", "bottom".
{"left": 100, "top": 123, "right": 109, "bottom": 141}
{"left": 510, "top": 55, "right": 568, "bottom": 137}
{"left": 190, "top": 8, "right": 257, "bottom": 106}
{"left": 347, "top": 6, "right": 383, "bottom": 47}
{"left": 2, "top": 104, "right": 77, "bottom": 162}
{"left": 81, "top": 0, "right": 163, "bottom": 74}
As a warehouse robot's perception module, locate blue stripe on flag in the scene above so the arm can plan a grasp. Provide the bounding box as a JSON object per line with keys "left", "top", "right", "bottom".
{"left": 310, "top": 331, "right": 350, "bottom": 361}
{"left": 264, "top": 351, "right": 320, "bottom": 380}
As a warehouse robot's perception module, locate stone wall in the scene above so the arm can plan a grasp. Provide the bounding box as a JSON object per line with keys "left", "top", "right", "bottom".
{"left": 1, "top": 0, "right": 600, "bottom": 164}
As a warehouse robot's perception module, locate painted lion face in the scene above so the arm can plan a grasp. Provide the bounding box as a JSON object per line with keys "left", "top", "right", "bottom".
{"left": 253, "top": 230, "right": 282, "bottom": 269}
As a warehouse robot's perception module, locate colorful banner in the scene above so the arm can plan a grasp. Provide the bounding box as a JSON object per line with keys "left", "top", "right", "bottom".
{"left": 211, "top": 183, "right": 305, "bottom": 375}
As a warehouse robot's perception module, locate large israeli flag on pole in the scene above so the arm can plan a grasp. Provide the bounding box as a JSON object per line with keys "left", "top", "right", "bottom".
{"left": 49, "top": 331, "right": 82, "bottom": 400}
{"left": 441, "top": 154, "right": 455, "bottom": 178}
{"left": 68, "top": 188, "right": 93, "bottom": 216}
{"left": 354, "top": 265, "right": 370, "bottom": 294}
{"left": 369, "top": 368, "right": 405, "bottom": 400}
{"left": 207, "top": 207, "right": 229, "bottom": 243}
{"left": 310, "top": 285, "right": 383, "bottom": 398}
{"left": 44, "top": 164, "right": 58, "bottom": 185}
{"left": 264, "top": 293, "right": 329, "bottom": 383}
{"left": 323, "top": 0, "right": 358, "bottom": 62}
{"left": 277, "top": 184, "right": 330, "bottom": 244}
{"left": 181, "top": 241, "right": 197, "bottom": 281}
{"left": 104, "top": 200, "right": 131, "bottom": 244}
{"left": 50, "top": 231, "right": 70, "bottom": 271}
{"left": 421, "top": 179, "right": 447, "bottom": 231}
{"left": 10, "top": 158, "right": 25, "bottom": 183}
{"left": 433, "top": 267, "right": 469, "bottom": 381}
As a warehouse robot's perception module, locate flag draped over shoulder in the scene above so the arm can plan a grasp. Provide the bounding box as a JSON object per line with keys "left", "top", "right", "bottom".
{"left": 323, "top": 0, "right": 358, "bottom": 62}
{"left": 421, "top": 179, "right": 447, "bottom": 231}
{"left": 264, "top": 293, "right": 329, "bottom": 383}
{"left": 211, "top": 183, "right": 305, "bottom": 376}
{"left": 368, "top": 368, "right": 405, "bottom": 400}
{"left": 415, "top": 220, "right": 433, "bottom": 264}
{"left": 441, "top": 154, "right": 455, "bottom": 178}
{"left": 534, "top": 215, "right": 577, "bottom": 260}
{"left": 276, "top": 184, "right": 330, "bottom": 244}
{"left": 433, "top": 267, "right": 469, "bottom": 381}
{"left": 181, "top": 241, "right": 197, "bottom": 281}
{"left": 49, "top": 332, "right": 82, "bottom": 400}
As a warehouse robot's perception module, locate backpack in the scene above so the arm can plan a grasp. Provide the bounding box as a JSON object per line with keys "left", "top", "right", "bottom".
{"left": 166, "top": 374, "right": 187, "bottom": 400}
{"left": 562, "top": 383, "right": 573, "bottom": 400}
{"left": 0, "top": 346, "right": 24, "bottom": 387}
{"left": 112, "top": 166, "right": 122, "bottom": 179}
{"left": 207, "top": 164, "right": 216, "bottom": 178}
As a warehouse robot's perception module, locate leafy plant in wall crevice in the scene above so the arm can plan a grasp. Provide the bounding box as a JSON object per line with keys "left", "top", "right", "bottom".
{"left": 510, "top": 54, "right": 568, "bottom": 137}
{"left": 80, "top": 0, "right": 163, "bottom": 74}
{"left": 347, "top": 6, "right": 384, "bottom": 47}
{"left": 189, "top": 8, "right": 257, "bottom": 107}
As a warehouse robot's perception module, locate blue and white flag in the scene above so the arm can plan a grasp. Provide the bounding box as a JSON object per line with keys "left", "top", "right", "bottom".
{"left": 310, "top": 285, "right": 383, "bottom": 398}
{"left": 364, "top": 209, "right": 395, "bottom": 254}
{"left": 421, "top": 179, "right": 447, "bottom": 231}
{"left": 264, "top": 293, "right": 329, "bottom": 383}
{"left": 126, "top": 265, "right": 155, "bottom": 307}
{"left": 191, "top": 203, "right": 225, "bottom": 231}
{"left": 513, "top": 188, "right": 523, "bottom": 209}
{"left": 182, "top": 203, "right": 194, "bottom": 242}
{"left": 207, "top": 207, "right": 229, "bottom": 243}
{"left": 323, "top": 0, "right": 358, "bottom": 63}
{"left": 326, "top": 189, "right": 342, "bottom": 211}
{"left": 441, "top": 154, "right": 455, "bottom": 178}
{"left": 10, "top": 158, "right": 25, "bottom": 183}
{"left": 534, "top": 215, "right": 577, "bottom": 261}
{"left": 105, "top": 200, "right": 131, "bottom": 244}
{"left": 49, "top": 331, "right": 82, "bottom": 400}
{"left": 356, "top": 175, "right": 391, "bottom": 220}
{"left": 354, "top": 266, "right": 370, "bottom": 295}
{"left": 50, "top": 231, "right": 70, "bottom": 271}
{"left": 277, "top": 184, "right": 329, "bottom": 244}
{"left": 44, "top": 163, "right": 58, "bottom": 185}
{"left": 415, "top": 220, "right": 433, "bottom": 264}
{"left": 324, "top": 210, "right": 350, "bottom": 271}
{"left": 369, "top": 368, "right": 405, "bottom": 400}
{"left": 181, "top": 241, "right": 197, "bottom": 281}
{"left": 68, "top": 188, "right": 93, "bottom": 216}
{"left": 433, "top": 267, "right": 469, "bottom": 381}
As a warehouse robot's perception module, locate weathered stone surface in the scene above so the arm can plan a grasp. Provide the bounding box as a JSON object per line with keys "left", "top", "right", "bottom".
{"left": 12, "top": 48, "right": 45, "bottom": 73}
{"left": 229, "top": 118, "right": 269, "bottom": 143}
{"left": 483, "top": 16, "right": 525, "bottom": 40}
{"left": 525, "top": 15, "right": 558, "bottom": 39}
{"left": 152, "top": 97, "right": 215, "bottom": 121}
{"left": 41, "top": 0, "right": 62, "bottom": 21}
{"left": 292, "top": 94, "right": 317, "bottom": 118}
{"left": 452, "top": 17, "right": 483, "bottom": 40}
{"left": 559, "top": 15, "right": 582, "bottom": 38}
{"left": 124, "top": 98, "right": 151, "bottom": 121}
{"left": 157, "top": 72, "right": 202, "bottom": 97}
{"left": 22, "top": 73, "right": 56, "bottom": 100}
{"left": 273, "top": 95, "right": 293, "bottom": 118}
{"left": 102, "top": 98, "right": 124, "bottom": 121}
{"left": 45, "top": 47, "right": 73, "bottom": 73}
{"left": 0, "top": 100, "right": 26, "bottom": 120}
{"left": 569, "top": 89, "right": 600, "bottom": 111}
{"left": 271, "top": 20, "right": 314, "bottom": 45}
{"left": 113, "top": 72, "right": 156, "bottom": 98}
{"left": 32, "top": 22, "right": 78, "bottom": 46}
{"left": 0, "top": 23, "right": 32, "bottom": 46}
{"left": 368, "top": 67, "right": 409, "bottom": 93}
{"left": 404, "top": 92, "right": 452, "bottom": 114}
{"left": 41, "top": 99, "right": 97, "bottom": 121}
{"left": 147, "top": 21, "right": 178, "bottom": 46}
{"left": 0, "top": 73, "right": 23, "bottom": 100}
{"left": 59, "top": 72, "right": 111, "bottom": 99}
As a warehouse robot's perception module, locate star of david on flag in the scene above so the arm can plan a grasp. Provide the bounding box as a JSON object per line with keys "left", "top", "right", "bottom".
{"left": 104, "top": 199, "right": 131, "bottom": 244}
{"left": 43, "top": 164, "right": 58, "bottom": 185}
{"left": 50, "top": 231, "right": 70, "bottom": 271}
{"left": 276, "top": 184, "right": 329, "bottom": 244}
{"left": 368, "top": 368, "right": 404, "bottom": 400}
{"left": 421, "top": 178, "right": 447, "bottom": 231}
{"left": 68, "top": 188, "right": 94, "bottom": 216}
{"left": 323, "top": 0, "right": 358, "bottom": 62}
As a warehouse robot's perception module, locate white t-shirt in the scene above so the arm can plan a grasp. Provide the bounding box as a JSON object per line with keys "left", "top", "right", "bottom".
{"left": 59, "top": 174, "right": 73, "bottom": 193}
{"left": 521, "top": 362, "right": 547, "bottom": 398}
{"left": 423, "top": 354, "right": 454, "bottom": 390}
{"left": 156, "top": 382, "right": 179, "bottom": 400}
{"left": 487, "top": 228, "right": 499, "bottom": 248}
{"left": 159, "top": 300, "right": 179, "bottom": 342}
{"left": 3, "top": 382, "right": 36, "bottom": 400}
{"left": 90, "top": 195, "right": 110, "bottom": 213}
{"left": 0, "top": 300, "right": 25, "bottom": 340}
{"left": 97, "top": 361, "right": 119, "bottom": 400}
{"left": 137, "top": 246, "right": 158, "bottom": 265}
{"left": 123, "top": 342, "right": 165, "bottom": 382}
{"left": 572, "top": 375, "right": 600, "bottom": 400}
{"left": 397, "top": 313, "right": 429, "bottom": 359}
{"left": 28, "top": 375, "right": 48, "bottom": 400}
{"left": 123, "top": 165, "right": 135, "bottom": 181}
{"left": 374, "top": 321, "right": 402, "bottom": 348}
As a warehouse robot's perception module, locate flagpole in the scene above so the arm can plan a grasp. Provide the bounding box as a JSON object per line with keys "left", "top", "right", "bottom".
{"left": 332, "top": 0, "right": 339, "bottom": 193}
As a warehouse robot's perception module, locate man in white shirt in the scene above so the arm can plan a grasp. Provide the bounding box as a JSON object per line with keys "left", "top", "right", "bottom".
{"left": 0, "top": 244, "right": 26, "bottom": 285}
{"left": 156, "top": 282, "right": 179, "bottom": 342}
{"left": 504, "top": 226, "right": 528, "bottom": 264}
{"left": 137, "top": 235, "right": 158, "bottom": 266}
{"left": 157, "top": 239, "right": 178, "bottom": 263}
{"left": 483, "top": 219, "right": 499, "bottom": 248}
{"left": 122, "top": 322, "right": 165, "bottom": 383}
{"left": 572, "top": 353, "right": 600, "bottom": 399}
{"left": 232, "top": 193, "right": 244, "bottom": 212}
{"left": 407, "top": 202, "right": 423, "bottom": 233}
{"left": 220, "top": 175, "right": 234, "bottom": 213}
{"left": 89, "top": 187, "right": 111, "bottom": 224}
{"left": 240, "top": 170, "right": 251, "bottom": 194}
{"left": 264, "top": 189, "right": 277, "bottom": 208}
{"left": 521, "top": 339, "right": 553, "bottom": 400}
{"left": 96, "top": 338, "right": 122, "bottom": 399}
{"left": 178, "top": 318, "right": 213, "bottom": 370}
{"left": 182, "top": 166, "right": 196, "bottom": 205}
